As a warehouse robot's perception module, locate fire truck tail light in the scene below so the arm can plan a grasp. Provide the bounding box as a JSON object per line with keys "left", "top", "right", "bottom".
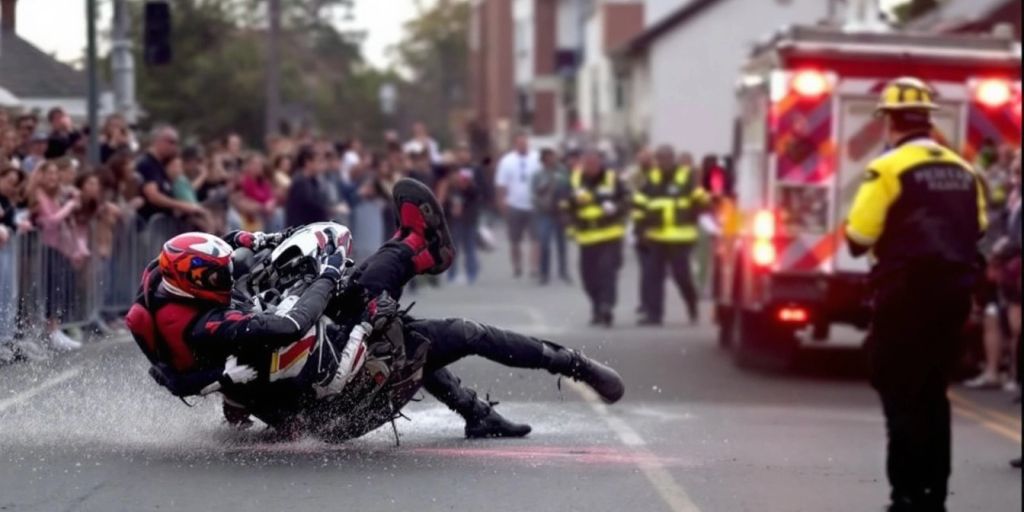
{"left": 791, "top": 70, "right": 829, "bottom": 98}
{"left": 752, "top": 240, "right": 776, "bottom": 268}
{"left": 975, "top": 79, "right": 1012, "bottom": 108}
{"left": 753, "top": 210, "right": 776, "bottom": 240}
{"left": 777, "top": 306, "right": 809, "bottom": 323}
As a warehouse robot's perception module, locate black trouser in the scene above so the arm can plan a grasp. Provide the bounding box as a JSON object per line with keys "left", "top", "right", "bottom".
{"left": 641, "top": 242, "right": 697, "bottom": 321}
{"left": 579, "top": 240, "right": 623, "bottom": 318}
{"left": 356, "top": 245, "right": 557, "bottom": 420}
{"left": 865, "top": 263, "right": 975, "bottom": 510}
{"left": 635, "top": 245, "right": 651, "bottom": 314}
{"left": 354, "top": 240, "right": 417, "bottom": 299}
{"left": 408, "top": 317, "right": 556, "bottom": 420}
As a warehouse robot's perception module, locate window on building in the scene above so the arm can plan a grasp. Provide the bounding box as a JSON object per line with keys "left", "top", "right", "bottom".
{"left": 614, "top": 70, "right": 628, "bottom": 111}
{"left": 518, "top": 89, "right": 534, "bottom": 127}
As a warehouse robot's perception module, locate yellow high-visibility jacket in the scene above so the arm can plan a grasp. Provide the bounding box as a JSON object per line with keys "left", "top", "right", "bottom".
{"left": 559, "top": 168, "right": 628, "bottom": 245}
{"left": 632, "top": 166, "right": 710, "bottom": 244}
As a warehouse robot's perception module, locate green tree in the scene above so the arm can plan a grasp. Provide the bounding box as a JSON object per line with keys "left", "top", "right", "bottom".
{"left": 122, "top": 0, "right": 386, "bottom": 146}
{"left": 392, "top": 0, "right": 471, "bottom": 146}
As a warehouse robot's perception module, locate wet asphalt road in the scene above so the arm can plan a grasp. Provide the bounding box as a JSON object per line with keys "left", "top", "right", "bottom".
{"left": 0, "top": 240, "right": 1020, "bottom": 512}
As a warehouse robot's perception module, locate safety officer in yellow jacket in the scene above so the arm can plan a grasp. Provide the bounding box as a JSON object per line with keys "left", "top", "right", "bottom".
{"left": 633, "top": 145, "right": 710, "bottom": 325}
{"left": 560, "top": 149, "right": 628, "bottom": 327}
{"left": 846, "top": 77, "right": 987, "bottom": 512}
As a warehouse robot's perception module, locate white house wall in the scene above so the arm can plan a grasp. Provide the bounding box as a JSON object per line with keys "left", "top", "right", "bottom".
{"left": 644, "top": 0, "right": 688, "bottom": 27}
{"left": 514, "top": 0, "right": 535, "bottom": 87}
{"left": 647, "top": 0, "right": 827, "bottom": 157}
{"left": 627, "top": 58, "right": 651, "bottom": 142}
{"left": 577, "top": 9, "right": 607, "bottom": 136}
{"left": 557, "top": 0, "right": 587, "bottom": 51}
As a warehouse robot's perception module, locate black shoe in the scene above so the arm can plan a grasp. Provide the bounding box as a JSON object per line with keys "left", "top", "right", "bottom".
{"left": 465, "top": 409, "right": 533, "bottom": 439}
{"left": 1011, "top": 458, "right": 1022, "bottom": 469}
{"left": 392, "top": 178, "right": 454, "bottom": 275}
{"left": 687, "top": 308, "right": 699, "bottom": 325}
{"left": 555, "top": 347, "right": 625, "bottom": 404}
{"left": 601, "top": 312, "right": 614, "bottom": 328}
{"left": 637, "top": 315, "right": 662, "bottom": 327}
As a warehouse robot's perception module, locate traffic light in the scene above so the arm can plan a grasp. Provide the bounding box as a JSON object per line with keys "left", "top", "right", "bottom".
{"left": 144, "top": 1, "right": 172, "bottom": 66}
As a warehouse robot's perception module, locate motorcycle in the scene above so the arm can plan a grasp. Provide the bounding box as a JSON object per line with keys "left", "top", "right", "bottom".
{"left": 219, "top": 222, "right": 429, "bottom": 442}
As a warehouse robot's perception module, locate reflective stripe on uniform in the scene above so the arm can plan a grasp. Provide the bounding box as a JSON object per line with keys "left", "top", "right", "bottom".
{"left": 645, "top": 225, "right": 698, "bottom": 243}
{"left": 575, "top": 225, "right": 626, "bottom": 245}
{"left": 578, "top": 205, "right": 605, "bottom": 221}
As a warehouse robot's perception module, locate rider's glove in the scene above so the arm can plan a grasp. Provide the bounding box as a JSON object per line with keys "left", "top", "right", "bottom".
{"left": 228, "top": 231, "right": 264, "bottom": 251}
{"left": 220, "top": 356, "right": 257, "bottom": 386}
{"left": 366, "top": 291, "right": 400, "bottom": 331}
{"left": 319, "top": 247, "right": 348, "bottom": 284}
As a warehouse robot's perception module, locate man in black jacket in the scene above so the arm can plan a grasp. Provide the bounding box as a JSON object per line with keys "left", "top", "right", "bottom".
{"left": 285, "top": 146, "right": 332, "bottom": 228}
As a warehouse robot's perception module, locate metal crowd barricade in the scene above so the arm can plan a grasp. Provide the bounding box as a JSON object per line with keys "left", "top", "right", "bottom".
{"left": 9, "top": 212, "right": 191, "bottom": 338}
{"left": 95, "top": 212, "right": 189, "bottom": 317}
{"left": 0, "top": 234, "right": 18, "bottom": 341}
{"left": 14, "top": 229, "right": 97, "bottom": 331}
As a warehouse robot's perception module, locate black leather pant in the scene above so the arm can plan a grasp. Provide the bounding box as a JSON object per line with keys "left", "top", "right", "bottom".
{"left": 358, "top": 246, "right": 557, "bottom": 420}
{"left": 407, "top": 317, "right": 555, "bottom": 420}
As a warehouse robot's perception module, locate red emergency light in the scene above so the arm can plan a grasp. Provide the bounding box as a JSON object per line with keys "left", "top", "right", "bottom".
{"left": 974, "top": 79, "right": 1012, "bottom": 108}
{"left": 751, "top": 209, "right": 777, "bottom": 267}
{"left": 777, "top": 306, "right": 809, "bottom": 323}
{"left": 791, "top": 70, "right": 830, "bottom": 98}
{"left": 753, "top": 210, "right": 776, "bottom": 240}
{"left": 752, "top": 241, "right": 777, "bottom": 267}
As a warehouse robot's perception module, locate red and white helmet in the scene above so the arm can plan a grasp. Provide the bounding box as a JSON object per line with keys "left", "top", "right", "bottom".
{"left": 158, "top": 232, "right": 235, "bottom": 304}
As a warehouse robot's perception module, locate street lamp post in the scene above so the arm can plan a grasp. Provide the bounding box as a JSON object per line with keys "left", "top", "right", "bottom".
{"left": 111, "top": 0, "right": 138, "bottom": 123}
{"left": 86, "top": 0, "right": 100, "bottom": 165}
{"left": 265, "top": 0, "right": 282, "bottom": 137}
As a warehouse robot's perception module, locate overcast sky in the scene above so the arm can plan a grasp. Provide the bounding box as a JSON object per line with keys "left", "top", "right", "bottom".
{"left": 13, "top": 0, "right": 431, "bottom": 68}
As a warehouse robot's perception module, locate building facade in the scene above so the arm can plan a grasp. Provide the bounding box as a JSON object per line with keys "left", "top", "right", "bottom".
{"left": 0, "top": 0, "right": 113, "bottom": 120}
{"left": 575, "top": 0, "right": 644, "bottom": 155}
{"left": 619, "top": 0, "right": 829, "bottom": 158}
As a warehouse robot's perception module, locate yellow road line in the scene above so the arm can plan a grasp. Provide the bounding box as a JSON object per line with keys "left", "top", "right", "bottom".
{"left": 951, "top": 404, "right": 1022, "bottom": 444}
{"left": 949, "top": 391, "right": 1021, "bottom": 430}
{"left": 565, "top": 379, "right": 702, "bottom": 512}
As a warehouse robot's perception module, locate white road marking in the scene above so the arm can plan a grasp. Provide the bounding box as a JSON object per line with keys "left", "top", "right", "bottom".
{"left": 565, "top": 379, "right": 702, "bottom": 512}
{"left": 0, "top": 367, "right": 81, "bottom": 414}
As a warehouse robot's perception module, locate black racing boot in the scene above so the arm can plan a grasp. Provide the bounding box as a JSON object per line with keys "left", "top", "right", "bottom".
{"left": 464, "top": 402, "right": 533, "bottom": 439}
{"left": 544, "top": 343, "right": 625, "bottom": 404}
{"left": 425, "top": 369, "right": 532, "bottom": 439}
{"left": 392, "top": 178, "right": 455, "bottom": 275}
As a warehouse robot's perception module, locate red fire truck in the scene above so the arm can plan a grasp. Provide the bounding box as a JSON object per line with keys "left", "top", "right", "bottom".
{"left": 714, "top": 26, "right": 1022, "bottom": 368}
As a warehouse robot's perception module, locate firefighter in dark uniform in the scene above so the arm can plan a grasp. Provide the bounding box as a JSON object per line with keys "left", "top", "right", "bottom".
{"left": 633, "top": 145, "right": 710, "bottom": 325}
{"left": 561, "top": 150, "right": 628, "bottom": 327}
{"left": 846, "top": 77, "right": 988, "bottom": 512}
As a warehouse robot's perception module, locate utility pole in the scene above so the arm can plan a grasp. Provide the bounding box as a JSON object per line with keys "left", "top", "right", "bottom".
{"left": 86, "top": 0, "right": 100, "bottom": 164}
{"left": 265, "top": 0, "right": 282, "bottom": 137}
{"left": 111, "top": 0, "right": 138, "bottom": 123}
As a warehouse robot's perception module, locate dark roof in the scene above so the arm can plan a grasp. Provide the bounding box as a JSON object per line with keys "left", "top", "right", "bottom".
{"left": 0, "top": 32, "right": 88, "bottom": 97}
{"left": 620, "top": 0, "right": 726, "bottom": 56}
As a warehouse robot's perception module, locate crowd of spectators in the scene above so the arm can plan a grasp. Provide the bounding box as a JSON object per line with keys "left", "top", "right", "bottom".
{"left": 963, "top": 142, "right": 1022, "bottom": 397}
{"left": 0, "top": 107, "right": 495, "bottom": 364}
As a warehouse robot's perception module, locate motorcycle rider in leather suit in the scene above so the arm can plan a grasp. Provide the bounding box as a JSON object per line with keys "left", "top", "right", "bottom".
{"left": 129, "top": 179, "right": 625, "bottom": 439}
